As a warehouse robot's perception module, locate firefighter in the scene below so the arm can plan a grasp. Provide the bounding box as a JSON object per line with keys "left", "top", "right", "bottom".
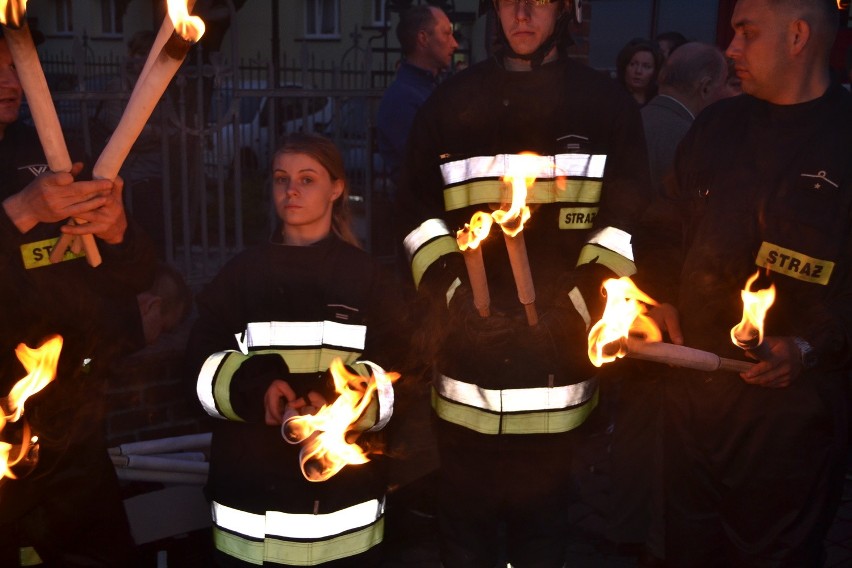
{"left": 186, "top": 133, "right": 410, "bottom": 567}
{"left": 396, "top": 0, "right": 651, "bottom": 565}
{"left": 0, "top": 31, "right": 158, "bottom": 566}
{"left": 644, "top": 0, "right": 852, "bottom": 564}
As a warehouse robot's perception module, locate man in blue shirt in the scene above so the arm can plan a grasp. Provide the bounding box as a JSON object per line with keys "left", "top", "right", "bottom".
{"left": 377, "top": 5, "right": 458, "bottom": 185}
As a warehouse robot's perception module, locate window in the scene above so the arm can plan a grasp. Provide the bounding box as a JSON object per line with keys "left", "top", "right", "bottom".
{"left": 371, "top": 0, "right": 387, "bottom": 26}
{"left": 101, "top": 0, "right": 123, "bottom": 36}
{"left": 305, "top": 0, "right": 339, "bottom": 38}
{"left": 56, "top": 0, "right": 73, "bottom": 34}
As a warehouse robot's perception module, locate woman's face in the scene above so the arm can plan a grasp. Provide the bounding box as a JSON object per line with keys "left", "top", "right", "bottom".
{"left": 625, "top": 50, "right": 656, "bottom": 93}
{"left": 272, "top": 152, "right": 343, "bottom": 245}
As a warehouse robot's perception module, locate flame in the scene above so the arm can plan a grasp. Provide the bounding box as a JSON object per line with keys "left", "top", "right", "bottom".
{"left": 493, "top": 153, "right": 542, "bottom": 237}
{"left": 284, "top": 358, "right": 399, "bottom": 482}
{"left": 1, "top": 335, "right": 62, "bottom": 480}
{"left": 0, "top": 0, "right": 26, "bottom": 29}
{"left": 587, "top": 278, "right": 660, "bottom": 367}
{"left": 167, "top": 0, "right": 205, "bottom": 42}
{"left": 730, "top": 271, "right": 775, "bottom": 349}
{"left": 457, "top": 211, "right": 493, "bottom": 251}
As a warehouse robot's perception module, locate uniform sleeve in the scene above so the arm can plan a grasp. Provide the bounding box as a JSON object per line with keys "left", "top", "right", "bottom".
{"left": 186, "top": 263, "right": 286, "bottom": 424}
{"left": 396, "top": 94, "right": 465, "bottom": 297}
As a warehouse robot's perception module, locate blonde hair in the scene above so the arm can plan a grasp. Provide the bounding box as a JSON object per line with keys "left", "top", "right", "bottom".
{"left": 273, "top": 133, "right": 361, "bottom": 247}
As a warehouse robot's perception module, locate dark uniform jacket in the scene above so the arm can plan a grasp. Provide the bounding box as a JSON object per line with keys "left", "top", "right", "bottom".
{"left": 398, "top": 56, "right": 650, "bottom": 436}
{"left": 186, "top": 234, "right": 408, "bottom": 566}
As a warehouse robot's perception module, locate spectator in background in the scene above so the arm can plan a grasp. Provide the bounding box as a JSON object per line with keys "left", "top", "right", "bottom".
{"left": 654, "top": 31, "right": 688, "bottom": 60}
{"left": 136, "top": 262, "right": 193, "bottom": 346}
{"left": 641, "top": 42, "right": 730, "bottom": 197}
{"left": 376, "top": 5, "right": 458, "bottom": 185}
{"left": 616, "top": 38, "right": 664, "bottom": 106}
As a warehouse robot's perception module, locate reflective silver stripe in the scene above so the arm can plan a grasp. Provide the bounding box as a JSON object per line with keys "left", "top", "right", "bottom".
{"left": 403, "top": 218, "right": 452, "bottom": 260}
{"left": 435, "top": 374, "right": 596, "bottom": 412}
{"left": 568, "top": 286, "right": 592, "bottom": 330}
{"left": 440, "top": 153, "right": 607, "bottom": 185}
{"left": 238, "top": 321, "right": 366, "bottom": 352}
{"left": 358, "top": 361, "right": 395, "bottom": 432}
{"left": 446, "top": 277, "right": 462, "bottom": 306}
{"left": 197, "top": 351, "right": 230, "bottom": 419}
{"left": 212, "top": 499, "right": 384, "bottom": 540}
{"left": 587, "top": 226, "right": 634, "bottom": 262}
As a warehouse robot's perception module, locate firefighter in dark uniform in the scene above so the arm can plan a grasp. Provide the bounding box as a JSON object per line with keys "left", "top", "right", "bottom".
{"left": 644, "top": 0, "right": 852, "bottom": 564}
{"left": 397, "top": 1, "right": 651, "bottom": 565}
{"left": 0, "top": 32, "right": 157, "bottom": 567}
{"left": 186, "top": 134, "right": 410, "bottom": 567}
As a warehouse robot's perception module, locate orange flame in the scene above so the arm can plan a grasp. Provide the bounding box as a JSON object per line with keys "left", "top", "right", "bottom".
{"left": 1, "top": 335, "right": 62, "bottom": 480}
{"left": 0, "top": 0, "right": 26, "bottom": 28}
{"left": 284, "top": 358, "right": 399, "bottom": 482}
{"left": 493, "top": 153, "right": 542, "bottom": 237}
{"left": 457, "top": 211, "right": 493, "bottom": 251}
{"left": 167, "top": 0, "right": 205, "bottom": 41}
{"left": 730, "top": 271, "right": 775, "bottom": 349}
{"left": 588, "top": 278, "right": 660, "bottom": 367}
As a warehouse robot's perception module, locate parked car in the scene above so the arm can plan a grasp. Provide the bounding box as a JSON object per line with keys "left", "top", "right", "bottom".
{"left": 204, "top": 80, "right": 332, "bottom": 178}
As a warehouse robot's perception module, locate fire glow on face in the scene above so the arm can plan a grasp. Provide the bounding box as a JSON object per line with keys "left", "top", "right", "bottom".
{"left": 1, "top": 335, "right": 62, "bottom": 480}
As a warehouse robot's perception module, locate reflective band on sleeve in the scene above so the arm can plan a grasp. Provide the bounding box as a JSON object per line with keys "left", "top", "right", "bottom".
{"left": 577, "top": 244, "right": 637, "bottom": 277}
{"left": 213, "top": 518, "right": 384, "bottom": 566}
{"left": 443, "top": 179, "right": 603, "bottom": 212}
{"left": 19, "top": 547, "right": 42, "bottom": 566}
{"left": 446, "top": 277, "right": 461, "bottom": 306}
{"left": 435, "top": 374, "right": 596, "bottom": 412}
{"left": 404, "top": 218, "right": 452, "bottom": 260}
{"left": 755, "top": 241, "right": 834, "bottom": 285}
{"left": 410, "top": 235, "right": 460, "bottom": 289}
{"left": 197, "top": 351, "right": 233, "bottom": 420}
{"left": 568, "top": 286, "right": 592, "bottom": 330}
{"left": 213, "top": 499, "right": 384, "bottom": 540}
{"left": 242, "top": 321, "right": 367, "bottom": 351}
{"left": 587, "top": 227, "right": 634, "bottom": 261}
{"left": 357, "top": 361, "right": 395, "bottom": 432}
{"left": 439, "top": 153, "right": 606, "bottom": 185}
{"left": 432, "top": 386, "right": 598, "bottom": 435}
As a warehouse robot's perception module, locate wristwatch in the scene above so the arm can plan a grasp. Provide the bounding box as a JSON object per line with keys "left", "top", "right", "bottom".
{"left": 792, "top": 337, "right": 817, "bottom": 370}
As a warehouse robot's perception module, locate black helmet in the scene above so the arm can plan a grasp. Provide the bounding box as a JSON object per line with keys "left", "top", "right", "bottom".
{"left": 482, "top": 1, "right": 583, "bottom": 67}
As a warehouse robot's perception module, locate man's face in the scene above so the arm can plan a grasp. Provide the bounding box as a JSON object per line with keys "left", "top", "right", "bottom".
{"left": 496, "top": 0, "right": 563, "bottom": 57}
{"left": 726, "top": 0, "right": 791, "bottom": 102}
{"left": 424, "top": 8, "right": 458, "bottom": 72}
{"left": 0, "top": 39, "right": 23, "bottom": 133}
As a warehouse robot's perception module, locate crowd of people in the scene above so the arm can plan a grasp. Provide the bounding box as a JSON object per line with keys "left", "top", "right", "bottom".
{"left": 0, "top": 0, "right": 850, "bottom": 567}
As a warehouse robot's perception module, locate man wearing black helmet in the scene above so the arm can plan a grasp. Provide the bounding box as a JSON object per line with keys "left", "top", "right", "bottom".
{"left": 397, "top": 1, "right": 651, "bottom": 565}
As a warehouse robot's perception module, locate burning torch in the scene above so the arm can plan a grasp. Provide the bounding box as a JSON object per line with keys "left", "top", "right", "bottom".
{"left": 456, "top": 211, "right": 493, "bottom": 318}
{"left": 730, "top": 271, "right": 776, "bottom": 361}
{"left": 588, "top": 277, "right": 754, "bottom": 373}
{"left": 281, "top": 359, "right": 398, "bottom": 482}
{"left": 1, "top": 335, "right": 62, "bottom": 482}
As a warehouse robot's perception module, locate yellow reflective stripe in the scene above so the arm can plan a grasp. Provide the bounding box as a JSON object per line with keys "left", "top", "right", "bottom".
{"left": 443, "top": 179, "right": 603, "bottom": 212}
{"left": 431, "top": 387, "right": 598, "bottom": 435}
{"left": 410, "top": 235, "right": 459, "bottom": 289}
{"left": 271, "top": 348, "right": 360, "bottom": 374}
{"left": 20, "top": 547, "right": 42, "bottom": 566}
{"left": 214, "top": 352, "right": 244, "bottom": 422}
{"left": 577, "top": 244, "right": 636, "bottom": 277}
{"left": 213, "top": 517, "right": 384, "bottom": 566}
{"left": 559, "top": 207, "right": 599, "bottom": 230}
{"left": 755, "top": 241, "right": 833, "bottom": 285}
{"left": 20, "top": 237, "right": 86, "bottom": 269}
{"left": 403, "top": 218, "right": 451, "bottom": 259}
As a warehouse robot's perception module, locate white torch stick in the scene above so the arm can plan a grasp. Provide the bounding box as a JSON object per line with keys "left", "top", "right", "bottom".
{"left": 0, "top": 2, "right": 101, "bottom": 265}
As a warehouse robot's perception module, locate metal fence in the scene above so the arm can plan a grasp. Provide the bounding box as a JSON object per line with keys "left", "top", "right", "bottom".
{"left": 33, "top": 43, "right": 397, "bottom": 287}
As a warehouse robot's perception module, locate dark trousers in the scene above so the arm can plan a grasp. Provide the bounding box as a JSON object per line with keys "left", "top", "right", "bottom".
{"left": 435, "top": 419, "right": 573, "bottom": 568}
{"left": 664, "top": 370, "right": 849, "bottom": 567}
